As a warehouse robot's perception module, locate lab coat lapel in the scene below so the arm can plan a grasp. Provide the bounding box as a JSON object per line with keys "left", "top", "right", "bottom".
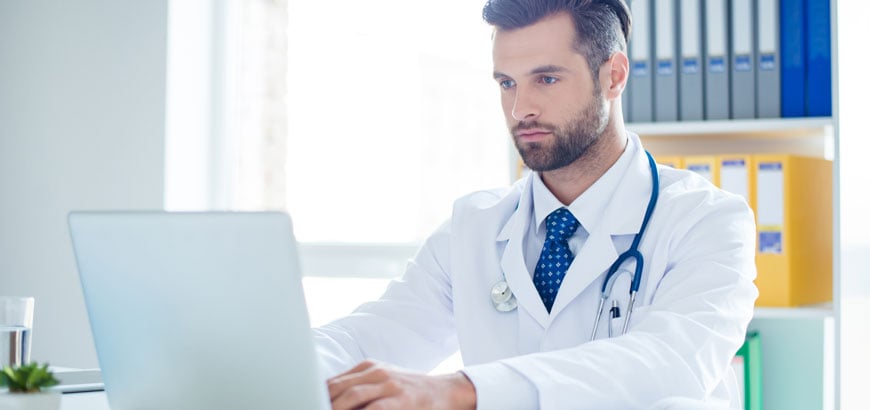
{"left": 549, "top": 230, "right": 618, "bottom": 316}
{"left": 496, "top": 178, "right": 550, "bottom": 328}
{"left": 550, "top": 139, "right": 652, "bottom": 317}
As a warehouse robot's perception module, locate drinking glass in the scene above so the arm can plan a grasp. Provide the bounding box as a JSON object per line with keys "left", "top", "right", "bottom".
{"left": 0, "top": 297, "right": 34, "bottom": 368}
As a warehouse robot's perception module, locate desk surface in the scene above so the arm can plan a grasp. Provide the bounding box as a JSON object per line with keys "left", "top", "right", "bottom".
{"left": 62, "top": 391, "right": 109, "bottom": 410}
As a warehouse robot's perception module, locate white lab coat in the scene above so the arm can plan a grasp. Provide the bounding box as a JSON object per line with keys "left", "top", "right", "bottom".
{"left": 314, "top": 133, "right": 758, "bottom": 409}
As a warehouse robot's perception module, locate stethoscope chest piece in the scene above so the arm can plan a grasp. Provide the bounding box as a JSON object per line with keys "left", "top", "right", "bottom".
{"left": 491, "top": 280, "right": 517, "bottom": 312}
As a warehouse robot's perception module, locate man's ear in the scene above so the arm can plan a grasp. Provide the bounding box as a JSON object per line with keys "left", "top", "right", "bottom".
{"left": 601, "top": 51, "right": 629, "bottom": 101}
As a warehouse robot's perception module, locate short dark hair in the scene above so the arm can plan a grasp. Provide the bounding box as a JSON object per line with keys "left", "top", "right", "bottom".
{"left": 482, "top": 0, "right": 631, "bottom": 73}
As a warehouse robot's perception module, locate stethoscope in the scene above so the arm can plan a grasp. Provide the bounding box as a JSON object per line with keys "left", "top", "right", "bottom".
{"left": 491, "top": 151, "right": 660, "bottom": 340}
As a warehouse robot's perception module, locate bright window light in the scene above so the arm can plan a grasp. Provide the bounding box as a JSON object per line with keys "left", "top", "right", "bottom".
{"left": 285, "top": 0, "right": 510, "bottom": 243}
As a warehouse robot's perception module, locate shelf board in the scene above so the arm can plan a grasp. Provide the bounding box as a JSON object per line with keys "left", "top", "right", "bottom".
{"left": 628, "top": 117, "right": 833, "bottom": 139}
{"left": 753, "top": 303, "right": 834, "bottom": 319}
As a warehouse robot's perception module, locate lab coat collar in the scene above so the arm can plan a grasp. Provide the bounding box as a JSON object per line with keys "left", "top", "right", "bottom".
{"left": 590, "top": 132, "right": 651, "bottom": 236}
{"left": 495, "top": 176, "right": 532, "bottom": 242}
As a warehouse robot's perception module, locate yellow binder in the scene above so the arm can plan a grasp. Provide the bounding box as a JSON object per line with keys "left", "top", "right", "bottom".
{"left": 717, "top": 154, "right": 755, "bottom": 211}
{"left": 655, "top": 155, "right": 684, "bottom": 169}
{"left": 754, "top": 154, "right": 832, "bottom": 307}
{"left": 684, "top": 156, "right": 719, "bottom": 186}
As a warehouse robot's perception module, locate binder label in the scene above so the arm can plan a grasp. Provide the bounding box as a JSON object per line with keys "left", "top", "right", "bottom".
{"left": 706, "top": 0, "right": 728, "bottom": 56}
{"left": 682, "top": 58, "right": 700, "bottom": 74}
{"left": 657, "top": 60, "right": 675, "bottom": 76}
{"left": 735, "top": 55, "right": 752, "bottom": 72}
{"left": 630, "top": 0, "right": 650, "bottom": 61}
{"left": 709, "top": 57, "right": 726, "bottom": 73}
{"left": 720, "top": 159, "right": 749, "bottom": 201}
{"left": 758, "top": 0, "right": 778, "bottom": 54}
{"left": 759, "top": 231, "right": 783, "bottom": 254}
{"left": 680, "top": 0, "right": 701, "bottom": 59}
{"left": 760, "top": 54, "right": 776, "bottom": 71}
{"left": 757, "top": 161, "right": 784, "bottom": 254}
{"left": 632, "top": 61, "right": 650, "bottom": 76}
{"left": 759, "top": 162, "right": 782, "bottom": 171}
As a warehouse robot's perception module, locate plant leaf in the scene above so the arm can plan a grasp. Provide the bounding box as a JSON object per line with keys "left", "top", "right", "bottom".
{"left": 0, "top": 369, "right": 9, "bottom": 387}
{"left": 3, "top": 366, "right": 22, "bottom": 387}
{"left": 0, "top": 363, "right": 58, "bottom": 392}
{"left": 25, "top": 366, "right": 45, "bottom": 390}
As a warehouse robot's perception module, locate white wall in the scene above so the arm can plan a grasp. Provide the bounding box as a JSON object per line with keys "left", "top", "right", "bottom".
{"left": 834, "top": 2, "right": 870, "bottom": 408}
{"left": 0, "top": 1, "right": 168, "bottom": 368}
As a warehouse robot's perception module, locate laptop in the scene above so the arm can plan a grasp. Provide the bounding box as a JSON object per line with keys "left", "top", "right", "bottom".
{"left": 68, "top": 211, "right": 330, "bottom": 410}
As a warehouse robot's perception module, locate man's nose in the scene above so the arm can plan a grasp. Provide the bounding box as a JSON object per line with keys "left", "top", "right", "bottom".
{"left": 511, "top": 89, "right": 540, "bottom": 121}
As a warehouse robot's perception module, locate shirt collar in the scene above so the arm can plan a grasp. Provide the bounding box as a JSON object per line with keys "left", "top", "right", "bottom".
{"left": 531, "top": 134, "right": 637, "bottom": 234}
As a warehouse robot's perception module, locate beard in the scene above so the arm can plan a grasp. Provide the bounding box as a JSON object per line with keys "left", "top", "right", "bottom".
{"left": 512, "top": 92, "right": 609, "bottom": 172}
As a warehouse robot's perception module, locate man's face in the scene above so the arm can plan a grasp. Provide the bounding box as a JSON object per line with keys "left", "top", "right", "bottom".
{"left": 492, "top": 12, "right": 609, "bottom": 172}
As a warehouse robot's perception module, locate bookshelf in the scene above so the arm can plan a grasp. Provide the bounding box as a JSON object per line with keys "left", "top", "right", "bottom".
{"left": 631, "top": 117, "right": 835, "bottom": 410}
{"left": 625, "top": 2, "right": 858, "bottom": 405}
{"left": 511, "top": 112, "right": 838, "bottom": 408}
{"left": 519, "top": 1, "right": 870, "bottom": 408}
{"left": 631, "top": 117, "right": 833, "bottom": 138}
{"left": 632, "top": 118, "right": 834, "bottom": 161}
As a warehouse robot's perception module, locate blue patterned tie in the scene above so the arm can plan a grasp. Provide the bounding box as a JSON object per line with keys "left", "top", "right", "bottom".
{"left": 533, "top": 207, "right": 580, "bottom": 313}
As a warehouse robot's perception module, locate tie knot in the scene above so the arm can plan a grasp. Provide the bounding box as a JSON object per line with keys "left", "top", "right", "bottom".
{"left": 545, "top": 208, "right": 579, "bottom": 242}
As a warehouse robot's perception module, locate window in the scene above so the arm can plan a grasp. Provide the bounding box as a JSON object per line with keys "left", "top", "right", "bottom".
{"left": 166, "top": 0, "right": 509, "bottom": 372}
{"left": 285, "top": 2, "right": 505, "bottom": 372}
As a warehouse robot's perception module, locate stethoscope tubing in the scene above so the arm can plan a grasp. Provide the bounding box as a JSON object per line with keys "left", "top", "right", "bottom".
{"left": 590, "top": 150, "right": 659, "bottom": 340}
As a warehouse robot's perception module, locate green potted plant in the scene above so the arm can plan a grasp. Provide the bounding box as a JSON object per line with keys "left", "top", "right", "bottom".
{"left": 0, "top": 363, "right": 60, "bottom": 410}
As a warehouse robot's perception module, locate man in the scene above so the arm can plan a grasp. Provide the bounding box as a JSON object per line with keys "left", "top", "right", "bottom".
{"left": 317, "top": 0, "right": 758, "bottom": 408}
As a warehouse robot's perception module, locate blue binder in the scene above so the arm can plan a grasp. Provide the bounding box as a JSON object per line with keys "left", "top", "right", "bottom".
{"left": 780, "top": 0, "right": 806, "bottom": 118}
{"left": 806, "top": 0, "right": 832, "bottom": 117}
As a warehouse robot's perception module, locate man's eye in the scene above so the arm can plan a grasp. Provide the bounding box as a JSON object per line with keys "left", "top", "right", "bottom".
{"left": 540, "top": 76, "right": 558, "bottom": 85}
{"left": 499, "top": 79, "right": 516, "bottom": 90}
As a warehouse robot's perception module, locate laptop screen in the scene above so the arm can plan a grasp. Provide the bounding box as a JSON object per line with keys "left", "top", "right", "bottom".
{"left": 68, "top": 211, "right": 329, "bottom": 410}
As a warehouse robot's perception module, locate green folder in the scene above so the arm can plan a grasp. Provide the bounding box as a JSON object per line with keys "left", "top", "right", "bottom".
{"left": 735, "top": 331, "right": 763, "bottom": 410}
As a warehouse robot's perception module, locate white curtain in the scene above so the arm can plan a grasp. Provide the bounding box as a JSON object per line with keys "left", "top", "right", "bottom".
{"left": 220, "top": 0, "right": 289, "bottom": 210}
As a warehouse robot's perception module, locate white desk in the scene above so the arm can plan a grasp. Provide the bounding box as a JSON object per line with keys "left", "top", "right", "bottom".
{"left": 61, "top": 391, "right": 109, "bottom": 410}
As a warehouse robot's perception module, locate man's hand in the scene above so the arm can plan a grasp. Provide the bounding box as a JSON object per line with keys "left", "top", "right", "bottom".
{"left": 327, "top": 360, "right": 477, "bottom": 410}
